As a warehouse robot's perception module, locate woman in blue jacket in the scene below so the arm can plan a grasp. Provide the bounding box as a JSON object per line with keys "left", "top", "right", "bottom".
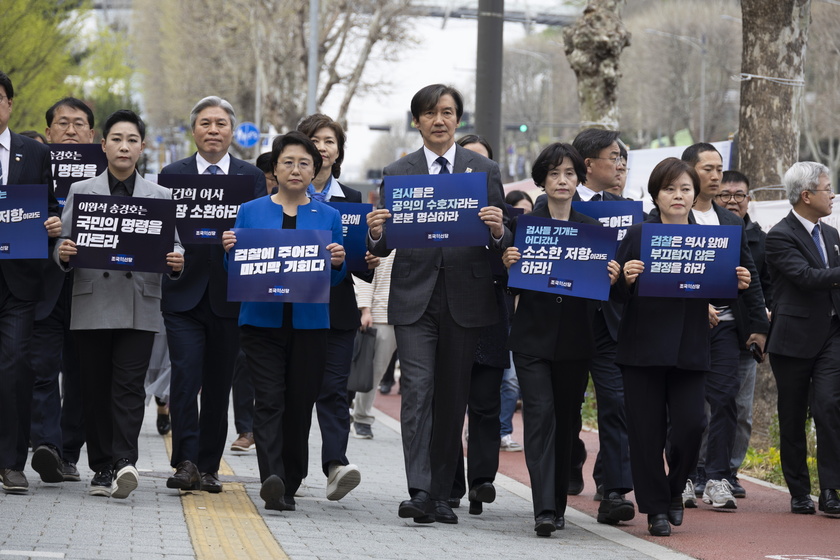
{"left": 222, "top": 131, "right": 346, "bottom": 512}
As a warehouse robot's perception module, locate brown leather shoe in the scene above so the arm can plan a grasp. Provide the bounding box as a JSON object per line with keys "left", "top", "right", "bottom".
{"left": 230, "top": 433, "right": 255, "bottom": 451}
{"left": 201, "top": 472, "right": 223, "bottom": 493}
{"left": 166, "top": 460, "right": 200, "bottom": 490}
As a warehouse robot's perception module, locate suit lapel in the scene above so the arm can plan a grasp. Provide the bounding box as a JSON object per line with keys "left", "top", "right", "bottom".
{"left": 7, "top": 133, "right": 25, "bottom": 184}
{"left": 132, "top": 175, "right": 156, "bottom": 198}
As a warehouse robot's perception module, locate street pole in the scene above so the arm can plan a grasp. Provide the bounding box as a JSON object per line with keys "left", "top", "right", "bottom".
{"left": 307, "top": 0, "right": 319, "bottom": 116}
{"left": 475, "top": 0, "right": 504, "bottom": 161}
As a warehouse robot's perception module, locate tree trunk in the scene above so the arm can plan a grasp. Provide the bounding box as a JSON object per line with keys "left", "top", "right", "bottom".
{"left": 738, "top": 0, "right": 811, "bottom": 198}
{"left": 738, "top": 0, "right": 811, "bottom": 451}
{"left": 563, "top": 0, "right": 630, "bottom": 131}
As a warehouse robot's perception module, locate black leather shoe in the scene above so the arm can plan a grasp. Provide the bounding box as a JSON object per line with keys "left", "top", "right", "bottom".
{"left": 398, "top": 490, "right": 432, "bottom": 520}
{"left": 791, "top": 494, "right": 816, "bottom": 514}
{"left": 260, "top": 475, "right": 286, "bottom": 511}
{"left": 201, "top": 472, "right": 223, "bottom": 493}
{"left": 554, "top": 515, "right": 565, "bottom": 530}
{"left": 668, "top": 496, "right": 684, "bottom": 526}
{"left": 647, "top": 513, "right": 671, "bottom": 537}
{"left": 31, "top": 445, "right": 64, "bottom": 483}
{"left": 156, "top": 411, "right": 171, "bottom": 435}
{"left": 433, "top": 500, "right": 458, "bottom": 524}
{"left": 469, "top": 500, "right": 483, "bottom": 515}
{"left": 534, "top": 513, "right": 556, "bottom": 537}
{"left": 447, "top": 497, "right": 460, "bottom": 508}
{"left": 597, "top": 491, "right": 636, "bottom": 525}
{"left": 167, "top": 460, "right": 200, "bottom": 491}
{"left": 819, "top": 489, "right": 840, "bottom": 515}
{"left": 568, "top": 466, "right": 584, "bottom": 496}
{"left": 468, "top": 482, "right": 496, "bottom": 504}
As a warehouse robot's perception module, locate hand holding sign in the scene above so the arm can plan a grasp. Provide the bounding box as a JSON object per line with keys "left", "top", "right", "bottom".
{"left": 736, "top": 266, "right": 751, "bottom": 290}
{"left": 623, "top": 259, "right": 645, "bottom": 286}
{"left": 367, "top": 208, "right": 390, "bottom": 241}
{"left": 478, "top": 205, "right": 504, "bottom": 239}
{"left": 327, "top": 243, "right": 346, "bottom": 268}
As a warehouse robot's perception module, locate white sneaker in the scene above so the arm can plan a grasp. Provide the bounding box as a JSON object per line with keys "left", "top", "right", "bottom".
{"left": 703, "top": 479, "right": 737, "bottom": 509}
{"left": 326, "top": 463, "right": 361, "bottom": 501}
{"left": 500, "top": 434, "right": 523, "bottom": 452}
{"left": 111, "top": 464, "right": 139, "bottom": 499}
{"left": 683, "top": 479, "right": 697, "bottom": 508}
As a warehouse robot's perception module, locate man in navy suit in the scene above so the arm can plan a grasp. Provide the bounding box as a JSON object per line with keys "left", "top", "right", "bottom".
{"left": 681, "top": 143, "right": 768, "bottom": 510}
{"left": 161, "top": 96, "right": 265, "bottom": 493}
{"left": 366, "top": 84, "right": 511, "bottom": 524}
{"left": 0, "top": 70, "right": 62, "bottom": 494}
{"left": 765, "top": 161, "right": 840, "bottom": 516}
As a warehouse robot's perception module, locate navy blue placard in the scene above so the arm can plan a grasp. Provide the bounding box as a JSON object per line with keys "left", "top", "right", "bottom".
{"left": 227, "top": 228, "right": 332, "bottom": 303}
{"left": 638, "top": 223, "right": 742, "bottom": 299}
{"left": 0, "top": 185, "right": 49, "bottom": 259}
{"left": 50, "top": 144, "right": 108, "bottom": 207}
{"left": 68, "top": 194, "right": 177, "bottom": 273}
{"left": 508, "top": 215, "right": 618, "bottom": 301}
{"left": 157, "top": 174, "right": 255, "bottom": 244}
{"left": 383, "top": 172, "right": 489, "bottom": 248}
{"left": 572, "top": 200, "right": 644, "bottom": 241}
{"left": 327, "top": 201, "right": 373, "bottom": 271}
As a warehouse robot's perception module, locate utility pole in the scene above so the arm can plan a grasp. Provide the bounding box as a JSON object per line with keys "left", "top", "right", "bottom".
{"left": 475, "top": 0, "right": 504, "bottom": 161}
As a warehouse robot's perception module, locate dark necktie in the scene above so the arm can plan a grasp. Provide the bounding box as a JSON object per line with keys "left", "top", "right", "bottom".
{"left": 436, "top": 156, "right": 449, "bottom": 175}
{"left": 207, "top": 164, "right": 221, "bottom": 175}
{"left": 591, "top": 193, "right": 602, "bottom": 201}
{"left": 812, "top": 223, "right": 827, "bottom": 267}
{"left": 113, "top": 181, "right": 129, "bottom": 197}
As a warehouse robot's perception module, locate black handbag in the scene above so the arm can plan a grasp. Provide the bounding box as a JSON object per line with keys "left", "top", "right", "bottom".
{"left": 347, "top": 327, "right": 377, "bottom": 392}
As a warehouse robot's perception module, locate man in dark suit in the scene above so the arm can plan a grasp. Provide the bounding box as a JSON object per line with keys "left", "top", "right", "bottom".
{"left": 765, "top": 161, "right": 840, "bottom": 516}
{"left": 161, "top": 96, "right": 265, "bottom": 493}
{"left": 366, "top": 84, "right": 511, "bottom": 524}
{"left": 681, "top": 143, "right": 768, "bottom": 510}
{"left": 534, "top": 129, "right": 638, "bottom": 525}
{"left": 29, "top": 97, "right": 96, "bottom": 486}
{"left": 0, "top": 70, "right": 62, "bottom": 494}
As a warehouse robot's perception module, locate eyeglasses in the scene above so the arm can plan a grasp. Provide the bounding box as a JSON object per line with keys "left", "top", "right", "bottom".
{"left": 715, "top": 192, "right": 747, "bottom": 203}
{"left": 591, "top": 155, "right": 623, "bottom": 167}
{"left": 809, "top": 189, "right": 833, "bottom": 194}
{"left": 53, "top": 120, "right": 90, "bottom": 131}
{"left": 278, "top": 160, "right": 312, "bottom": 172}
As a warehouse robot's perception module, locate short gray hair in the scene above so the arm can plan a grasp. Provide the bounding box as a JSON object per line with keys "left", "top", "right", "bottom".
{"left": 189, "top": 96, "right": 237, "bottom": 130}
{"left": 784, "top": 161, "right": 831, "bottom": 205}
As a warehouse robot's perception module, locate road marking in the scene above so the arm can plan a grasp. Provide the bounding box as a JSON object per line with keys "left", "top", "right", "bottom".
{"left": 0, "top": 552, "right": 65, "bottom": 558}
{"left": 162, "top": 433, "right": 288, "bottom": 559}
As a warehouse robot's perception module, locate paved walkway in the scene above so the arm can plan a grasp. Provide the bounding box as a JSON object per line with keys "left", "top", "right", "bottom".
{"left": 0, "top": 398, "right": 689, "bottom": 560}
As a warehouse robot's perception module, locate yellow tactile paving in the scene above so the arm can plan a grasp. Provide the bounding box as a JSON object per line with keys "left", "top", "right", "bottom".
{"left": 162, "top": 432, "right": 288, "bottom": 559}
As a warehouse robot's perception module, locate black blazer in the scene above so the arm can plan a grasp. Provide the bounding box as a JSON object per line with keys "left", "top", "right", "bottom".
{"left": 733, "top": 213, "right": 771, "bottom": 346}
{"left": 507, "top": 207, "right": 599, "bottom": 362}
{"left": 3, "top": 132, "right": 58, "bottom": 302}
{"left": 612, "top": 217, "right": 711, "bottom": 372}
{"left": 765, "top": 211, "right": 840, "bottom": 359}
{"left": 327, "top": 181, "right": 372, "bottom": 330}
{"left": 159, "top": 154, "right": 265, "bottom": 318}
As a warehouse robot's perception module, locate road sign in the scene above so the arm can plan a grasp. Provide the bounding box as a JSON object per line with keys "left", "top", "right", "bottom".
{"left": 234, "top": 122, "right": 260, "bottom": 148}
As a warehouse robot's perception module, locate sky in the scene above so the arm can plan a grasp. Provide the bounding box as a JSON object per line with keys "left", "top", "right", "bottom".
{"left": 319, "top": 12, "right": 552, "bottom": 182}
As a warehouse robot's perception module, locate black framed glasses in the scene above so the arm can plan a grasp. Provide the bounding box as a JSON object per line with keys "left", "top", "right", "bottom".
{"left": 716, "top": 192, "right": 747, "bottom": 203}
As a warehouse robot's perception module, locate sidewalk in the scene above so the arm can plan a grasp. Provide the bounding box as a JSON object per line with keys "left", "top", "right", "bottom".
{"left": 0, "top": 397, "right": 686, "bottom": 559}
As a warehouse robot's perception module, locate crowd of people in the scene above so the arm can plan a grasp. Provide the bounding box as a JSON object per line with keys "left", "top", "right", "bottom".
{"left": 1, "top": 71, "right": 838, "bottom": 539}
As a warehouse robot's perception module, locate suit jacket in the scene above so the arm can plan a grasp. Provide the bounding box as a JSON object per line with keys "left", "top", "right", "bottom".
{"left": 708, "top": 202, "right": 769, "bottom": 338}
{"left": 765, "top": 211, "right": 840, "bottom": 359}
{"left": 368, "top": 144, "right": 512, "bottom": 328}
{"left": 55, "top": 172, "right": 184, "bottom": 332}
{"left": 2, "top": 131, "right": 58, "bottom": 302}
{"left": 230, "top": 195, "right": 346, "bottom": 329}
{"left": 612, "top": 216, "right": 711, "bottom": 371}
{"left": 507, "top": 206, "right": 599, "bottom": 361}
{"left": 159, "top": 153, "right": 264, "bottom": 318}
{"left": 326, "top": 181, "right": 372, "bottom": 330}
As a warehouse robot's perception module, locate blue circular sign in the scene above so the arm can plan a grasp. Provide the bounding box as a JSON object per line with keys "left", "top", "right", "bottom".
{"left": 234, "top": 122, "right": 260, "bottom": 148}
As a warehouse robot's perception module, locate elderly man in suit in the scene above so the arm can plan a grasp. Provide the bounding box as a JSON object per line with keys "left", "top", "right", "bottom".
{"left": 765, "top": 161, "right": 840, "bottom": 516}
{"left": 0, "top": 71, "right": 62, "bottom": 495}
{"left": 29, "top": 97, "right": 97, "bottom": 486}
{"left": 366, "top": 84, "right": 511, "bottom": 524}
{"left": 160, "top": 96, "right": 264, "bottom": 493}
{"left": 55, "top": 109, "right": 184, "bottom": 499}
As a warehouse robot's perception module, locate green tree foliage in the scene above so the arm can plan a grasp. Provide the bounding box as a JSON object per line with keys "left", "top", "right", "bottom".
{"left": 0, "top": 0, "right": 88, "bottom": 131}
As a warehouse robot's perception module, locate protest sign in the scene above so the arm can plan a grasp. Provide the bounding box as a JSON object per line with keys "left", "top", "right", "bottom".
{"left": 327, "top": 201, "right": 373, "bottom": 271}
{"left": 0, "top": 184, "right": 48, "bottom": 259}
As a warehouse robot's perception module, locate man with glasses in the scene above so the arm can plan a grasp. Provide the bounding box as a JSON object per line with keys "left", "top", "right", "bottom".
{"left": 765, "top": 161, "right": 840, "bottom": 516}
{"left": 29, "top": 98, "right": 96, "bottom": 486}
{"left": 679, "top": 144, "right": 768, "bottom": 511}
{"left": 716, "top": 171, "right": 772, "bottom": 499}
{"left": 0, "top": 71, "right": 61, "bottom": 494}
